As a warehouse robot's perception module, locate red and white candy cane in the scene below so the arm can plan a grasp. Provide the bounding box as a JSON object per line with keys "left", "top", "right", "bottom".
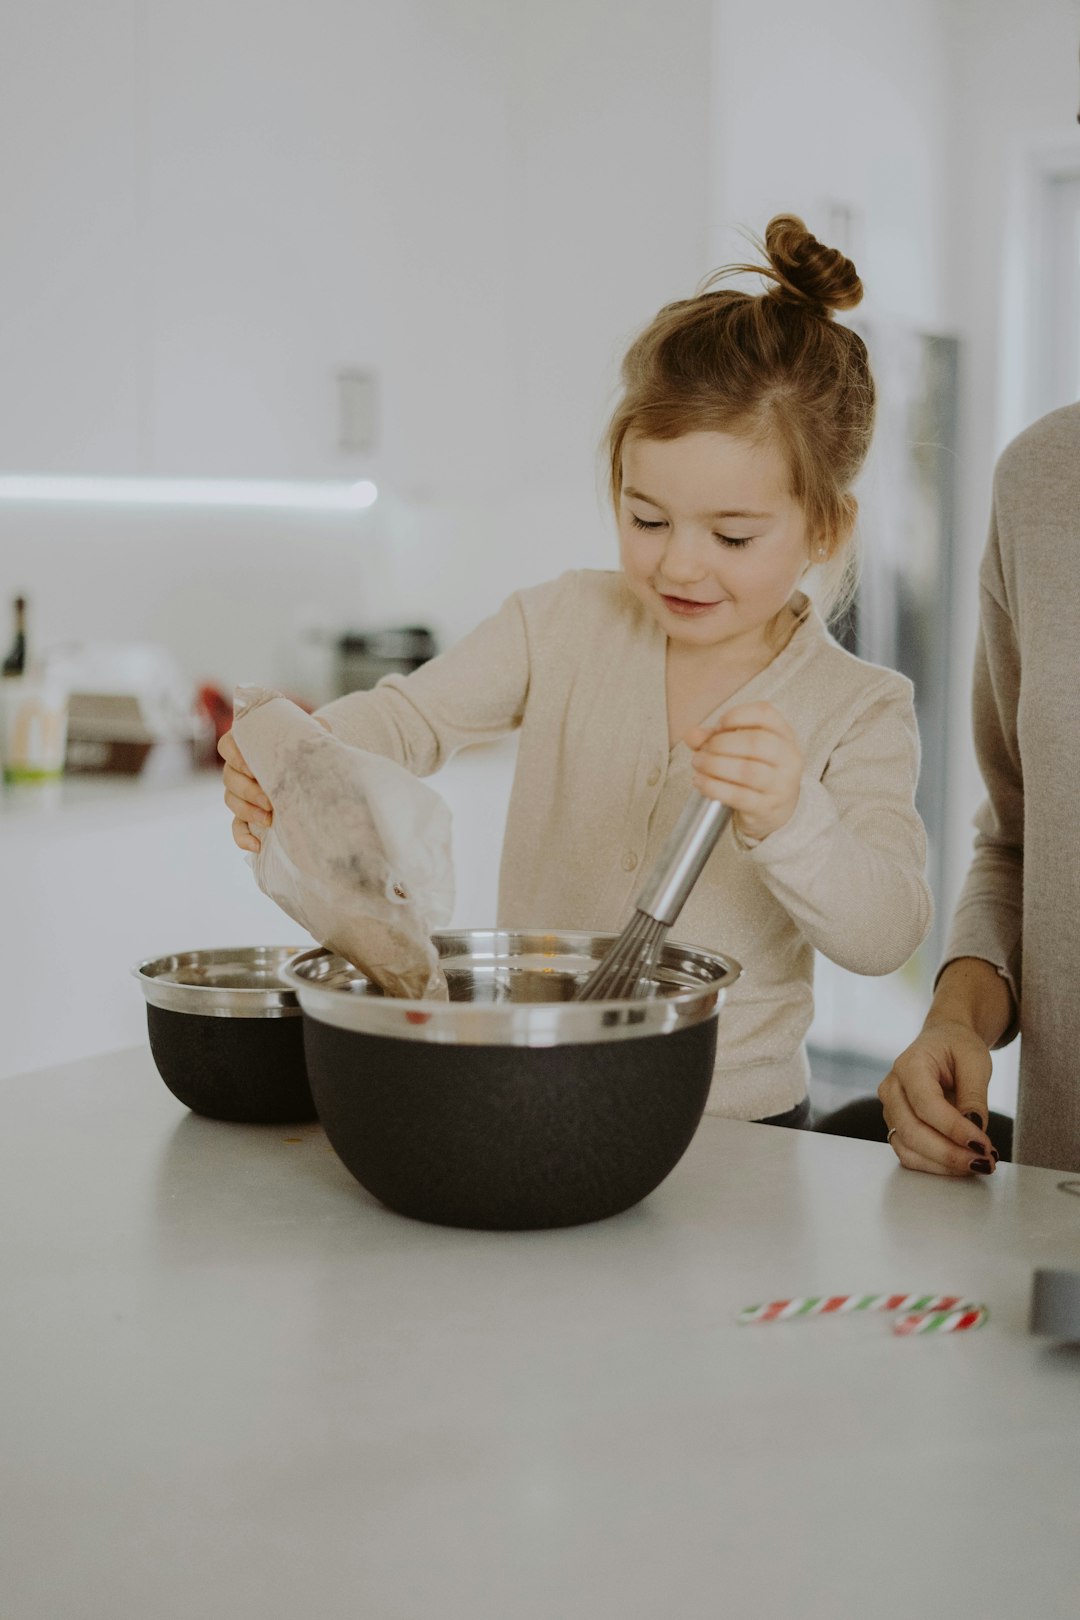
{"left": 892, "top": 1304, "right": 988, "bottom": 1336}
{"left": 737, "top": 1293, "right": 968, "bottom": 1325}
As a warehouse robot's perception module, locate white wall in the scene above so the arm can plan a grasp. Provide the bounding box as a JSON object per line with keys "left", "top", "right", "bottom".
{"left": 940, "top": 0, "right": 1080, "bottom": 924}
{"left": 710, "top": 0, "right": 950, "bottom": 329}
{"left": 0, "top": 3, "right": 142, "bottom": 476}
{"left": 140, "top": 0, "right": 521, "bottom": 492}
{"left": 1, "top": 0, "right": 713, "bottom": 691}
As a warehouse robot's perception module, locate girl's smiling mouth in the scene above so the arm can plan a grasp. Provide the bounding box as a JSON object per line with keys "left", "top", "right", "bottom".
{"left": 657, "top": 591, "right": 725, "bottom": 615}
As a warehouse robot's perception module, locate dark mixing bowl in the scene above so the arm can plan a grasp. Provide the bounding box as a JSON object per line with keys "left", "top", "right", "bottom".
{"left": 133, "top": 946, "right": 316, "bottom": 1123}
{"left": 281, "top": 929, "right": 740, "bottom": 1230}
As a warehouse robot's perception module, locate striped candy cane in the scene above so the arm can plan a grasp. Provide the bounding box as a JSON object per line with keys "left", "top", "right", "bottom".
{"left": 893, "top": 1304, "right": 988, "bottom": 1336}
{"left": 737, "top": 1292, "right": 967, "bottom": 1326}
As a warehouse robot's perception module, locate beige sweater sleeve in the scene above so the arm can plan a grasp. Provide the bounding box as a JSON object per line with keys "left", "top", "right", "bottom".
{"left": 940, "top": 508, "right": 1023, "bottom": 1042}
{"left": 737, "top": 678, "right": 933, "bottom": 975}
{"left": 313, "top": 589, "right": 531, "bottom": 771}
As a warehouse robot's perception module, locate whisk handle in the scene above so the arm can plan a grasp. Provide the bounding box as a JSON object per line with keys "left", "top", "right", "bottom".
{"left": 632, "top": 796, "right": 732, "bottom": 926}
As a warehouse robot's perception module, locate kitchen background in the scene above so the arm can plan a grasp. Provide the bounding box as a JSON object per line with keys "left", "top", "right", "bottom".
{"left": 3, "top": 0, "right": 1079, "bottom": 1105}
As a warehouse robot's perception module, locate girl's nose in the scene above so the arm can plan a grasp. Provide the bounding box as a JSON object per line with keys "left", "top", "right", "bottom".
{"left": 659, "top": 526, "right": 707, "bottom": 584}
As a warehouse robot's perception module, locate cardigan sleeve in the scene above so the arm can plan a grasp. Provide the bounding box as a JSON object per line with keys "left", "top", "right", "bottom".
{"left": 734, "top": 675, "right": 933, "bottom": 974}
{"left": 938, "top": 509, "right": 1023, "bottom": 1043}
{"left": 313, "top": 588, "right": 532, "bottom": 775}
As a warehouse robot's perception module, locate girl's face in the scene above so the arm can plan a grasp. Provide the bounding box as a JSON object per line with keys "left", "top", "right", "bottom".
{"left": 617, "top": 431, "right": 816, "bottom": 655}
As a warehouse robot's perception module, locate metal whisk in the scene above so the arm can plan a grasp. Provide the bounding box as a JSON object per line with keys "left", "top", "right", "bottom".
{"left": 575, "top": 796, "right": 732, "bottom": 1001}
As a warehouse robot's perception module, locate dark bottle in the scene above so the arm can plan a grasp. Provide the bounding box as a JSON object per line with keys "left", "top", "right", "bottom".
{"left": 2, "top": 596, "right": 26, "bottom": 678}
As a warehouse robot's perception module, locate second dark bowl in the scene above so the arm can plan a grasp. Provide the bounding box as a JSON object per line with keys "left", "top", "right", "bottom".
{"left": 134, "top": 946, "right": 317, "bottom": 1124}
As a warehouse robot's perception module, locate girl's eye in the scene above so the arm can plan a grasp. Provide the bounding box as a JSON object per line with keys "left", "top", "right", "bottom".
{"left": 715, "top": 533, "right": 753, "bottom": 549}
{"left": 630, "top": 514, "right": 665, "bottom": 531}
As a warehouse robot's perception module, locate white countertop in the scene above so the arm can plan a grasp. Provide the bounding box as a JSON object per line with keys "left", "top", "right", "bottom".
{"left": 0, "top": 762, "right": 224, "bottom": 833}
{"left": 2, "top": 1044, "right": 1078, "bottom": 1619}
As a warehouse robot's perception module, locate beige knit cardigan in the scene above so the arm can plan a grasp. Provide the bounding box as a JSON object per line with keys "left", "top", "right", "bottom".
{"left": 318, "top": 570, "right": 932, "bottom": 1120}
{"left": 943, "top": 401, "right": 1080, "bottom": 1171}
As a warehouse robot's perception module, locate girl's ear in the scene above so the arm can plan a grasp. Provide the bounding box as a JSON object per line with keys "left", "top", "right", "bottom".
{"left": 807, "top": 525, "right": 831, "bottom": 565}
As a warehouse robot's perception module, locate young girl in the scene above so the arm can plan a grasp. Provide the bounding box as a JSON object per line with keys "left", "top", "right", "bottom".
{"left": 221, "top": 215, "right": 936, "bottom": 1133}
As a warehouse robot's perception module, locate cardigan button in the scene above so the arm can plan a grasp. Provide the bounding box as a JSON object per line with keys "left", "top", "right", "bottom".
{"left": 621, "top": 850, "right": 639, "bottom": 872}
{"left": 646, "top": 767, "right": 661, "bottom": 787}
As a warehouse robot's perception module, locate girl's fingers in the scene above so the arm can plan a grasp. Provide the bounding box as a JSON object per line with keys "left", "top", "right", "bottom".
{"left": 224, "top": 788, "right": 271, "bottom": 826}
{"left": 221, "top": 759, "right": 270, "bottom": 804}
{"left": 691, "top": 773, "right": 739, "bottom": 805}
{"left": 724, "top": 699, "right": 796, "bottom": 733}
{"left": 693, "top": 754, "right": 777, "bottom": 793}
{"left": 217, "top": 729, "right": 248, "bottom": 770}
{"left": 221, "top": 763, "right": 272, "bottom": 815}
{"left": 220, "top": 727, "right": 271, "bottom": 852}
{"left": 231, "top": 815, "right": 262, "bottom": 853}
{"left": 695, "top": 731, "right": 788, "bottom": 770}
{"left": 689, "top": 717, "right": 789, "bottom": 753}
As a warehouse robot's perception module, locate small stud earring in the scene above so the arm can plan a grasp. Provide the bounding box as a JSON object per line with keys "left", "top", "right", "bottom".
{"left": 817, "top": 546, "right": 828, "bottom": 560}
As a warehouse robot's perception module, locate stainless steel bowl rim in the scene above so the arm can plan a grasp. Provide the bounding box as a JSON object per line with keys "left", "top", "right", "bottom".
{"left": 280, "top": 929, "right": 741, "bottom": 1047}
{"left": 133, "top": 945, "right": 307, "bottom": 1018}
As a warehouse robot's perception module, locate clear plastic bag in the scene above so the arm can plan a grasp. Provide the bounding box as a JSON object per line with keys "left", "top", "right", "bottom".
{"left": 232, "top": 686, "right": 453, "bottom": 999}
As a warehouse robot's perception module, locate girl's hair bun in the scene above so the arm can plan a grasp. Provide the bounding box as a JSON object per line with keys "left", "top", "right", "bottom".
{"left": 762, "top": 214, "right": 863, "bottom": 314}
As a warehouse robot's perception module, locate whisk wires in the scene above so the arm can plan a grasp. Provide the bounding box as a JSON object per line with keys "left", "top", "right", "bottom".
{"left": 576, "top": 910, "right": 667, "bottom": 1001}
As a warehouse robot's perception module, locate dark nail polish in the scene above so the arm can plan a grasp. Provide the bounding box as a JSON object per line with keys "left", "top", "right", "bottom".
{"left": 965, "top": 1111, "right": 986, "bottom": 1132}
{"left": 969, "top": 1158, "right": 993, "bottom": 1174}
{"left": 967, "top": 1139, "right": 986, "bottom": 1153}
{"left": 990, "top": 1149, "right": 999, "bottom": 1162}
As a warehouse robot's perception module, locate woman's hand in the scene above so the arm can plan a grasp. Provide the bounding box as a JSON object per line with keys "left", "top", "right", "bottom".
{"left": 878, "top": 1020, "right": 997, "bottom": 1176}
{"left": 219, "top": 729, "right": 273, "bottom": 853}
{"left": 685, "top": 701, "right": 802, "bottom": 842}
{"left": 879, "top": 960, "right": 1011, "bottom": 1176}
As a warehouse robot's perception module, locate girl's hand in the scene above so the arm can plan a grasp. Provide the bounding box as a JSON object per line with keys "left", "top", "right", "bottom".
{"left": 685, "top": 701, "right": 802, "bottom": 842}
{"left": 219, "top": 729, "right": 272, "bottom": 853}
{"left": 878, "top": 1020, "right": 997, "bottom": 1176}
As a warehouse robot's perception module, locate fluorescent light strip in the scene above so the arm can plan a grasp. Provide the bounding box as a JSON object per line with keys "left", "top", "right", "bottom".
{"left": 0, "top": 475, "right": 378, "bottom": 511}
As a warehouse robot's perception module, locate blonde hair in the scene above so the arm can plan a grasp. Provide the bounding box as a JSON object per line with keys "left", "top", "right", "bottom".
{"left": 605, "top": 215, "right": 874, "bottom": 622}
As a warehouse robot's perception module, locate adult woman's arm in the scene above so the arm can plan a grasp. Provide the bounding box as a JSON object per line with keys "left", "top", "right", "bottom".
{"left": 883, "top": 494, "right": 1023, "bottom": 1175}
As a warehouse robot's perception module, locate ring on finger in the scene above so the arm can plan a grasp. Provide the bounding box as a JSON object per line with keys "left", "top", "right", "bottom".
{"left": 886, "top": 1126, "right": 898, "bottom": 1145}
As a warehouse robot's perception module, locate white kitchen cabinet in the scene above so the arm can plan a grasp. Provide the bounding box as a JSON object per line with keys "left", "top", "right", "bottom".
{"left": 140, "top": 1, "right": 518, "bottom": 487}
{"left": 0, "top": 1, "right": 142, "bottom": 474}
{"left": 2, "top": 1, "right": 518, "bottom": 487}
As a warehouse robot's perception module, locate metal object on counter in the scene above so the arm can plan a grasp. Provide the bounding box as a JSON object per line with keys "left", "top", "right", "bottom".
{"left": 576, "top": 797, "right": 733, "bottom": 1001}
{"left": 280, "top": 928, "right": 741, "bottom": 1229}
{"left": 282, "top": 928, "right": 740, "bottom": 1044}
{"left": 133, "top": 945, "right": 315, "bottom": 1126}
{"left": 1029, "top": 1268, "right": 1080, "bottom": 1340}
{"left": 134, "top": 945, "right": 306, "bottom": 1018}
